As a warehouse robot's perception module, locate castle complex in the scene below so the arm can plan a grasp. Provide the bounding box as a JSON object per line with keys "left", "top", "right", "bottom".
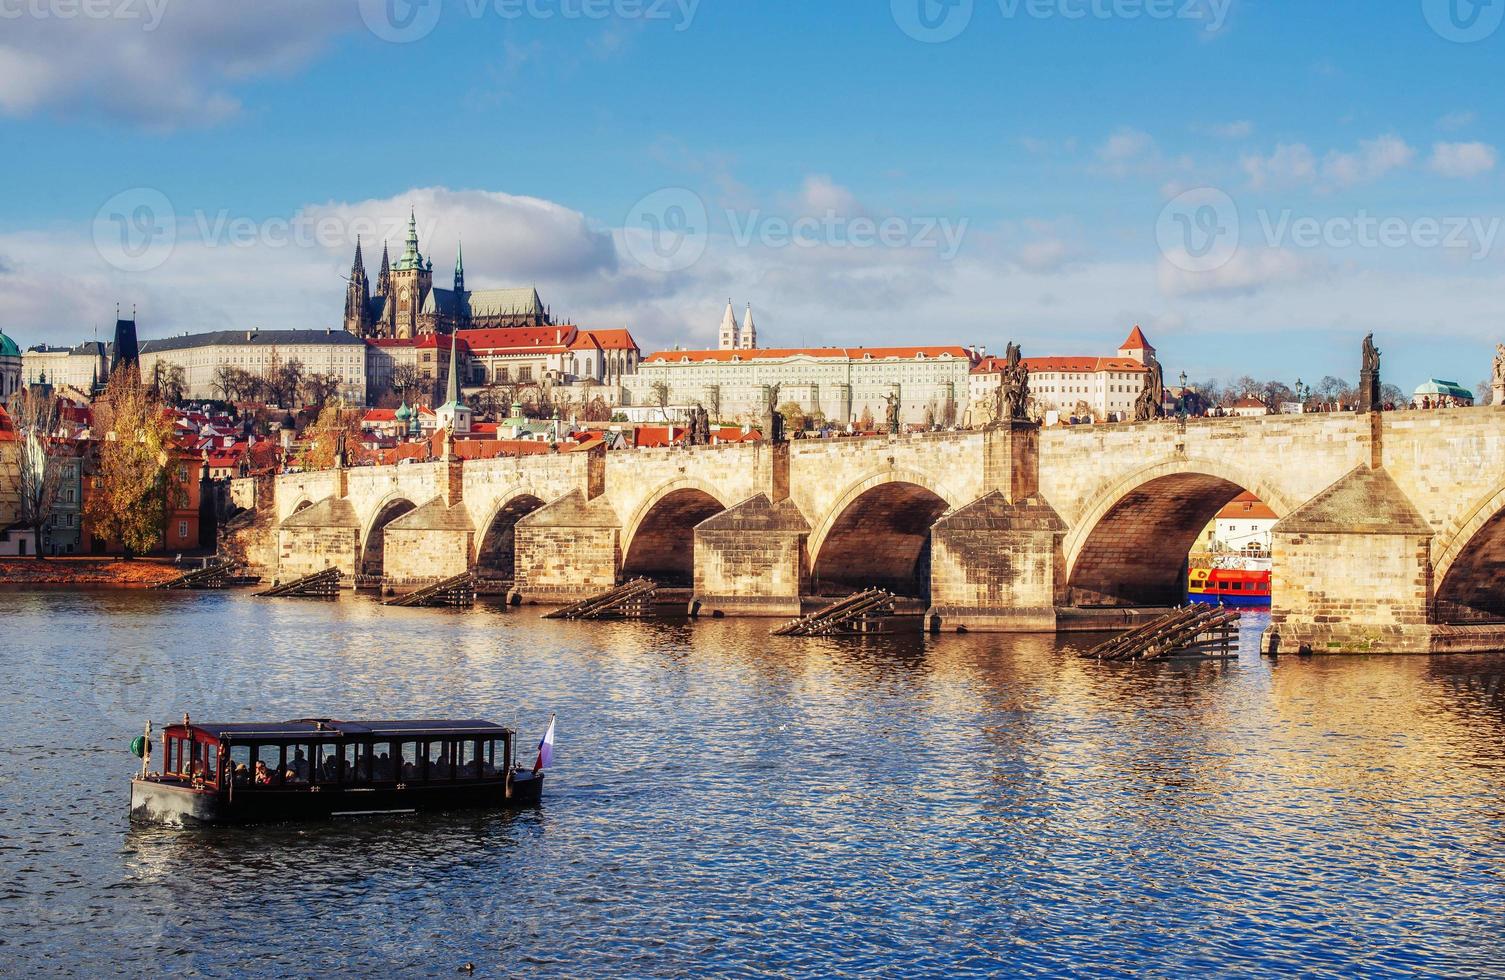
{"left": 343, "top": 212, "right": 553, "bottom": 339}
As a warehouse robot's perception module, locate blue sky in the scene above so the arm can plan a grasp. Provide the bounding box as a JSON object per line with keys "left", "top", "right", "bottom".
{"left": 1, "top": 0, "right": 1502, "bottom": 393}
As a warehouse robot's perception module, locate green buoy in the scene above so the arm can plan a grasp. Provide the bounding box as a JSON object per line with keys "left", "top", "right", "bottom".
{"left": 130, "top": 735, "right": 147, "bottom": 759}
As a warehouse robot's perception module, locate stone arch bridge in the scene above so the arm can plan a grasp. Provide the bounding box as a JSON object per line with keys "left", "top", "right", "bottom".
{"left": 229, "top": 408, "right": 1505, "bottom": 653}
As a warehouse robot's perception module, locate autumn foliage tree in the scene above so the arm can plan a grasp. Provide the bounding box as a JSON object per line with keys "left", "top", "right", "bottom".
{"left": 297, "top": 400, "right": 365, "bottom": 471}
{"left": 86, "top": 370, "right": 186, "bottom": 556}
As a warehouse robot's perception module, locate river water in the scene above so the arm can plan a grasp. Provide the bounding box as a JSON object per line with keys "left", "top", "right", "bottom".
{"left": 3, "top": 589, "right": 1505, "bottom": 977}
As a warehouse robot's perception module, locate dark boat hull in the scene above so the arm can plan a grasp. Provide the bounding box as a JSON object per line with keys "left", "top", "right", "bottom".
{"left": 130, "top": 772, "right": 544, "bottom": 825}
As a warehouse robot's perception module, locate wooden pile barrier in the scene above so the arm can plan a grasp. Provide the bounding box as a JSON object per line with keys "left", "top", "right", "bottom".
{"left": 152, "top": 560, "right": 256, "bottom": 591}
{"left": 772, "top": 588, "right": 896, "bottom": 637}
{"left": 1082, "top": 605, "right": 1242, "bottom": 662}
{"left": 544, "top": 578, "right": 659, "bottom": 620}
{"left": 255, "top": 566, "right": 342, "bottom": 600}
{"left": 382, "top": 572, "right": 475, "bottom": 608}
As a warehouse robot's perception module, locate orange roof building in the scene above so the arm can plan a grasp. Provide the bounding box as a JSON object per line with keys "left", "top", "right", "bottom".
{"left": 968, "top": 328, "right": 1156, "bottom": 424}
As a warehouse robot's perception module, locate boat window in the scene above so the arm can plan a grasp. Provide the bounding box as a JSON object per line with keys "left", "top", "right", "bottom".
{"left": 350, "top": 742, "right": 373, "bottom": 783}
{"left": 373, "top": 742, "right": 397, "bottom": 782}
{"left": 229, "top": 745, "right": 251, "bottom": 785}
{"left": 252, "top": 744, "right": 287, "bottom": 786}
{"left": 314, "top": 743, "right": 343, "bottom": 784}
{"left": 426, "top": 740, "right": 454, "bottom": 781}
{"left": 481, "top": 738, "right": 499, "bottom": 777}
{"left": 286, "top": 744, "right": 312, "bottom": 784}
{"left": 199, "top": 741, "right": 220, "bottom": 785}
{"left": 397, "top": 741, "right": 420, "bottom": 783}
{"left": 458, "top": 739, "right": 483, "bottom": 780}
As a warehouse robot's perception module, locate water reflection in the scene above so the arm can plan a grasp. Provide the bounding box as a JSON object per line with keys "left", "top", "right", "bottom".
{"left": 2, "top": 591, "right": 1505, "bottom": 976}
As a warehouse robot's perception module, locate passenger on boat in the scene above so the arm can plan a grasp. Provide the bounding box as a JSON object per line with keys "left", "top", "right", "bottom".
{"left": 290, "top": 750, "right": 310, "bottom": 783}
{"left": 375, "top": 752, "right": 393, "bottom": 781}
{"left": 254, "top": 761, "right": 272, "bottom": 786}
{"left": 320, "top": 756, "right": 341, "bottom": 783}
{"left": 234, "top": 764, "right": 250, "bottom": 786}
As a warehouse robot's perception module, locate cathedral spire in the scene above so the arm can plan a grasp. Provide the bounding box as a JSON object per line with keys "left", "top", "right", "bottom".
{"left": 378, "top": 241, "right": 391, "bottom": 292}
{"left": 454, "top": 239, "right": 464, "bottom": 294}
{"left": 397, "top": 209, "right": 423, "bottom": 270}
{"left": 352, "top": 235, "right": 366, "bottom": 277}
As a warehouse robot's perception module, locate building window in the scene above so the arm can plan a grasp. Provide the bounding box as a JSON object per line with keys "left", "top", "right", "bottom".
{"left": 178, "top": 521, "right": 188, "bottom": 539}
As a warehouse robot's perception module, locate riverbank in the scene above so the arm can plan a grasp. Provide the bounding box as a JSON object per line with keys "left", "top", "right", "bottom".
{"left": 0, "top": 557, "right": 183, "bottom": 588}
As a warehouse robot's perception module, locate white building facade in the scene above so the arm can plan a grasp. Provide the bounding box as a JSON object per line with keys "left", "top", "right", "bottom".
{"left": 138, "top": 329, "right": 369, "bottom": 403}
{"left": 625, "top": 345, "right": 979, "bottom": 426}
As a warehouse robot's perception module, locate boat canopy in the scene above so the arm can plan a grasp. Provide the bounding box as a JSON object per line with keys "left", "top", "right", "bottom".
{"left": 170, "top": 719, "right": 512, "bottom": 741}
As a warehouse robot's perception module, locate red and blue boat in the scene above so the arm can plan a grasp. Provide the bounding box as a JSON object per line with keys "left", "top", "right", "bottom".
{"left": 1188, "top": 561, "right": 1271, "bottom": 608}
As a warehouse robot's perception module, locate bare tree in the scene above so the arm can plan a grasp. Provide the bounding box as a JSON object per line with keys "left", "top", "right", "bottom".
{"left": 212, "top": 363, "right": 237, "bottom": 402}
{"left": 650, "top": 381, "right": 671, "bottom": 422}
{"left": 301, "top": 372, "right": 342, "bottom": 408}
{"left": 149, "top": 361, "right": 187, "bottom": 406}
{"left": 389, "top": 363, "right": 422, "bottom": 403}
{"left": 10, "top": 390, "right": 65, "bottom": 559}
{"left": 706, "top": 384, "right": 723, "bottom": 424}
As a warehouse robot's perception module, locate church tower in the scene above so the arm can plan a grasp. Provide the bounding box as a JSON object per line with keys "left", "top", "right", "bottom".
{"left": 718, "top": 299, "right": 740, "bottom": 350}
{"left": 389, "top": 210, "right": 434, "bottom": 339}
{"left": 344, "top": 237, "right": 371, "bottom": 336}
{"left": 740, "top": 302, "right": 757, "bottom": 350}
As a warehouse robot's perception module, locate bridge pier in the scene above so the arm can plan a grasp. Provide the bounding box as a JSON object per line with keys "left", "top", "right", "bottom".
{"left": 513, "top": 490, "right": 622, "bottom": 603}
{"left": 928, "top": 491, "right": 1066, "bottom": 632}
{"left": 693, "top": 494, "right": 810, "bottom": 617}
{"left": 383, "top": 499, "right": 475, "bottom": 594}
{"left": 1264, "top": 467, "right": 1435, "bottom": 653}
{"left": 275, "top": 498, "right": 361, "bottom": 583}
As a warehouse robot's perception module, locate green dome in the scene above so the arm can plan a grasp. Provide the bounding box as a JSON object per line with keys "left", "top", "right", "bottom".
{"left": 0, "top": 329, "right": 19, "bottom": 358}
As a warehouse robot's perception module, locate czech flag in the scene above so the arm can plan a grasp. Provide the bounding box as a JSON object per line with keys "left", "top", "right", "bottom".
{"left": 533, "top": 714, "right": 556, "bottom": 774}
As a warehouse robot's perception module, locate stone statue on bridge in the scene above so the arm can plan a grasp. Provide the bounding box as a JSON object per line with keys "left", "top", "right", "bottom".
{"left": 1134, "top": 353, "right": 1165, "bottom": 422}
{"left": 1492, "top": 344, "right": 1505, "bottom": 406}
{"left": 1359, "top": 333, "right": 1382, "bottom": 413}
{"left": 993, "top": 342, "right": 1032, "bottom": 424}
{"left": 883, "top": 391, "right": 901, "bottom": 435}
{"left": 686, "top": 403, "right": 712, "bottom": 446}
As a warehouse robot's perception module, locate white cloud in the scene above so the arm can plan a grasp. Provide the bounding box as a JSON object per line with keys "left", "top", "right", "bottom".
{"left": 1241, "top": 143, "right": 1318, "bottom": 190}
{"left": 1438, "top": 110, "right": 1478, "bottom": 132}
{"left": 1243, "top": 136, "right": 1416, "bottom": 190}
{"left": 1322, "top": 135, "right": 1415, "bottom": 188}
{"left": 0, "top": 3, "right": 352, "bottom": 127}
{"left": 1158, "top": 247, "right": 1324, "bottom": 298}
{"left": 796, "top": 175, "right": 862, "bottom": 216}
{"left": 1211, "top": 120, "right": 1255, "bottom": 139}
{"left": 1429, "top": 142, "right": 1498, "bottom": 179}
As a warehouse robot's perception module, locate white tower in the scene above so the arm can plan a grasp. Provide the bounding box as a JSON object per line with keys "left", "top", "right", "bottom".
{"left": 718, "top": 299, "right": 740, "bottom": 350}
{"left": 740, "top": 303, "right": 757, "bottom": 350}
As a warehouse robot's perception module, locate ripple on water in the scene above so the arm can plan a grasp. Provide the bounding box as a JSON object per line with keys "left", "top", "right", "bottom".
{"left": 1, "top": 593, "right": 1504, "bottom": 976}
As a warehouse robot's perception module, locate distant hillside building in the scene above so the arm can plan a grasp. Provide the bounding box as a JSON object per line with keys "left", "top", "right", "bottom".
{"left": 23, "top": 342, "right": 108, "bottom": 395}
{"left": 969, "top": 326, "right": 1154, "bottom": 423}
{"left": 138, "top": 328, "right": 368, "bottom": 403}
{"left": 343, "top": 213, "right": 553, "bottom": 340}
{"left": 627, "top": 344, "right": 979, "bottom": 426}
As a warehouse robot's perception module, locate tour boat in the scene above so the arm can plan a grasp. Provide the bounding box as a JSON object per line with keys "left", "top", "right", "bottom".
{"left": 129, "top": 716, "right": 546, "bottom": 825}
{"left": 1187, "top": 564, "right": 1271, "bottom": 608}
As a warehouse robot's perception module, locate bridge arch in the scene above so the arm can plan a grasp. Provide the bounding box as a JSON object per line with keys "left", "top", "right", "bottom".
{"left": 1432, "top": 483, "right": 1505, "bottom": 622}
{"left": 1063, "top": 458, "right": 1297, "bottom": 608}
{"left": 619, "top": 479, "right": 730, "bottom": 584}
{"left": 475, "top": 489, "right": 550, "bottom": 586}
{"left": 808, "top": 469, "right": 959, "bottom": 599}
{"left": 360, "top": 492, "right": 419, "bottom": 580}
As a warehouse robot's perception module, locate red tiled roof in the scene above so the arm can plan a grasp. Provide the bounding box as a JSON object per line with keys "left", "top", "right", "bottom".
{"left": 584, "top": 328, "right": 639, "bottom": 351}
{"left": 366, "top": 335, "right": 469, "bottom": 352}
{"left": 1120, "top": 325, "right": 1152, "bottom": 350}
{"left": 458, "top": 326, "right": 578, "bottom": 354}
{"left": 1023, "top": 357, "right": 1148, "bottom": 373}
{"left": 643, "top": 346, "right": 975, "bottom": 364}
{"left": 1216, "top": 491, "right": 1277, "bottom": 521}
